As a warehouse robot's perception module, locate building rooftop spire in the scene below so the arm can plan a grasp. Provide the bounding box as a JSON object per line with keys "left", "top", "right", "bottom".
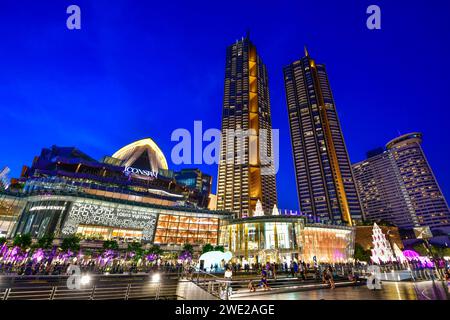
{"left": 304, "top": 46, "right": 309, "bottom": 57}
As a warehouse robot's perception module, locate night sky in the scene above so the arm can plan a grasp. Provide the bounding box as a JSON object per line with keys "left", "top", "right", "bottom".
{"left": 1, "top": 1, "right": 449, "bottom": 211}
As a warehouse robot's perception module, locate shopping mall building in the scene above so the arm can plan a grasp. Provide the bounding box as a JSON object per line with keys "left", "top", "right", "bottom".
{"left": 0, "top": 138, "right": 355, "bottom": 263}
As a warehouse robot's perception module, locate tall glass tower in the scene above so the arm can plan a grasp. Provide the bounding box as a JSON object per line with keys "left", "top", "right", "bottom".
{"left": 283, "top": 48, "right": 362, "bottom": 226}
{"left": 217, "top": 36, "right": 277, "bottom": 218}
{"left": 353, "top": 133, "right": 450, "bottom": 230}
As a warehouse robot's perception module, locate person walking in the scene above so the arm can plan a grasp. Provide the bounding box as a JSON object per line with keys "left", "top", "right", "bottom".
{"left": 224, "top": 268, "right": 233, "bottom": 281}
{"left": 259, "top": 272, "right": 270, "bottom": 291}
{"left": 445, "top": 269, "right": 450, "bottom": 291}
{"left": 327, "top": 266, "right": 335, "bottom": 289}
{"left": 247, "top": 280, "right": 256, "bottom": 292}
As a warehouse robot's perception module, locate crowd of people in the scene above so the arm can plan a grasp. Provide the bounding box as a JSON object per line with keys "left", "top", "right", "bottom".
{"left": 1, "top": 242, "right": 450, "bottom": 295}
{"left": 0, "top": 259, "right": 191, "bottom": 276}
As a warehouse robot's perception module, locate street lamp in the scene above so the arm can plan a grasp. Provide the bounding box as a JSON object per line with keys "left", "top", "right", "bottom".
{"left": 80, "top": 274, "right": 91, "bottom": 285}
{"left": 150, "top": 273, "right": 162, "bottom": 299}
{"left": 151, "top": 273, "right": 161, "bottom": 283}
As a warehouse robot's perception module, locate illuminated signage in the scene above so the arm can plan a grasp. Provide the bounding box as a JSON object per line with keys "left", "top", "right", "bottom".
{"left": 30, "top": 205, "right": 66, "bottom": 212}
{"left": 124, "top": 166, "right": 158, "bottom": 179}
{"left": 62, "top": 202, "right": 157, "bottom": 241}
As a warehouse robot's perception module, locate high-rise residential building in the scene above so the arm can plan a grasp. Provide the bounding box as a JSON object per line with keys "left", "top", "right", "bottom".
{"left": 217, "top": 36, "right": 277, "bottom": 218}
{"left": 283, "top": 48, "right": 363, "bottom": 226}
{"left": 353, "top": 132, "right": 450, "bottom": 231}
{"left": 352, "top": 148, "right": 415, "bottom": 229}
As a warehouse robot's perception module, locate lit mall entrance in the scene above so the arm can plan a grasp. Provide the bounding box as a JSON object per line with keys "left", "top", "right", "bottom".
{"left": 235, "top": 249, "right": 300, "bottom": 266}
{"left": 219, "top": 216, "right": 355, "bottom": 266}
{"left": 219, "top": 216, "right": 305, "bottom": 266}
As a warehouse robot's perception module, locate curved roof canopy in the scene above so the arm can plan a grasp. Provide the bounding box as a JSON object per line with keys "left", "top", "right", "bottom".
{"left": 112, "top": 138, "right": 168, "bottom": 172}
{"left": 386, "top": 132, "right": 422, "bottom": 150}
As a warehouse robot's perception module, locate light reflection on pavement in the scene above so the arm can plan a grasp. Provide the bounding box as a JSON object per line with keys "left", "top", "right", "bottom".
{"left": 239, "top": 281, "right": 450, "bottom": 300}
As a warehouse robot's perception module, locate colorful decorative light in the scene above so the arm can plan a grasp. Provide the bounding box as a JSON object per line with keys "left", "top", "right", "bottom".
{"left": 403, "top": 250, "right": 420, "bottom": 259}
{"left": 179, "top": 250, "right": 192, "bottom": 262}
{"left": 146, "top": 253, "right": 157, "bottom": 262}
{"left": 32, "top": 248, "right": 45, "bottom": 263}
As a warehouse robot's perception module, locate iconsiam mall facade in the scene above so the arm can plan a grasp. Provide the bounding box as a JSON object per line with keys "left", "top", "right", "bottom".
{"left": 0, "top": 138, "right": 355, "bottom": 264}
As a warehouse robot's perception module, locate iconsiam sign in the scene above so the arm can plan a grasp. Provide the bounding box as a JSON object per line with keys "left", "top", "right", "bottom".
{"left": 123, "top": 166, "right": 158, "bottom": 179}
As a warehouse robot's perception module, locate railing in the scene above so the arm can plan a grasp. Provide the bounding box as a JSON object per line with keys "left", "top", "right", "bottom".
{"left": 191, "top": 269, "right": 231, "bottom": 300}
{"left": 352, "top": 264, "right": 446, "bottom": 282}
{"left": 0, "top": 274, "right": 181, "bottom": 300}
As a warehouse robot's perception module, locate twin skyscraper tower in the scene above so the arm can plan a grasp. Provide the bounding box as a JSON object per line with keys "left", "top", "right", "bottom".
{"left": 216, "top": 35, "right": 363, "bottom": 227}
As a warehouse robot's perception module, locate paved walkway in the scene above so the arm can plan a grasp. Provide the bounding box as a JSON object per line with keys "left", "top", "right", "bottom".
{"left": 176, "top": 280, "right": 218, "bottom": 300}
{"left": 231, "top": 280, "right": 358, "bottom": 299}
{"left": 238, "top": 281, "right": 450, "bottom": 300}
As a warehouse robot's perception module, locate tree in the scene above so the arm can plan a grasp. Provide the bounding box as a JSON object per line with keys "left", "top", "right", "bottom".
{"left": 127, "top": 241, "right": 142, "bottom": 252}
{"left": 61, "top": 235, "right": 81, "bottom": 252}
{"left": 202, "top": 243, "right": 214, "bottom": 254}
{"left": 13, "top": 234, "right": 32, "bottom": 250}
{"left": 182, "top": 243, "right": 194, "bottom": 255}
{"left": 0, "top": 237, "right": 6, "bottom": 246}
{"left": 103, "top": 240, "right": 119, "bottom": 251}
{"left": 354, "top": 243, "right": 371, "bottom": 262}
{"left": 412, "top": 242, "right": 450, "bottom": 258}
{"left": 37, "top": 233, "right": 55, "bottom": 249}
{"left": 148, "top": 245, "right": 163, "bottom": 256}
{"left": 214, "top": 245, "right": 225, "bottom": 253}
{"left": 412, "top": 242, "right": 429, "bottom": 256}
{"left": 127, "top": 241, "right": 144, "bottom": 261}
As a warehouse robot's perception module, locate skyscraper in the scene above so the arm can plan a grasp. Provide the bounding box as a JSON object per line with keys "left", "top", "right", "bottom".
{"left": 283, "top": 48, "right": 362, "bottom": 226}
{"left": 353, "top": 133, "right": 450, "bottom": 231}
{"left": 217, "top": 36, "right": 277, "bottom": 217}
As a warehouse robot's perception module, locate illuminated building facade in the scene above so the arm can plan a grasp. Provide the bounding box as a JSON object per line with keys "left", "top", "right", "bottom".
{"left": 1, "top": 190, "right": 228, "bottom": 249}
{"left": 283, "top": 48, "right": 363, "bottom": 226}
{"left": 0, "top": 139, "right": 232, "bottom": 249}
{"left": 217, "top": 35, "right": 277, "bottom": 218}
{"left": 111, "top": 138, "right": 169, "bottom": 174}
{"left": 353, "top": 132, "right": 450, "bottom": 231}
{"left": 16, "top": 142, "right": 210, "bottom": 209}
{"left": 219, "top": 215, "right": 354, "bottom": 264}
{"left": 0, "top": 193, "right": 24, "bottom": 237}
{"left": 174, "top": 169, "right": 212, "bottom": 208}
{"left": 0, "top": 167, "right": 11, "bottom": 190}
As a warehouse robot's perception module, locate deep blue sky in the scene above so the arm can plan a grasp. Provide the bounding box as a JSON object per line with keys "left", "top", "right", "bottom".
{"left": 1, "top": 1, "right": 449, "bottom": 211}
